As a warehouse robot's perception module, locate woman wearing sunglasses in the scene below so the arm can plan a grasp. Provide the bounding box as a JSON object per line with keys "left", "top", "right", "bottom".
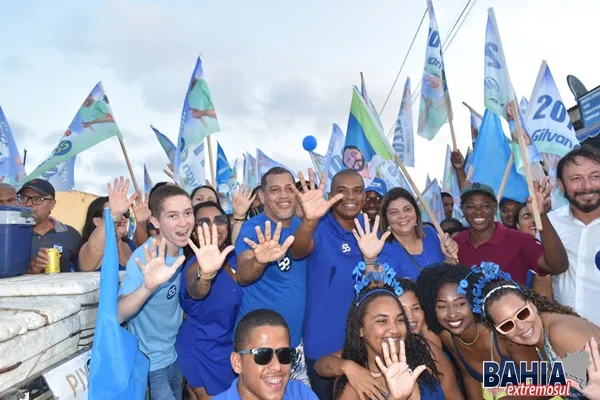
{"left": 417, "top": 263, "right": 544, "bottom": 400}
{"left": 474, "top": 273, "right": 600, "bottom": 399}
{"left": 176, "top": 201, "right": 240, "bottom": 400}
{"left": 79, "top": 178, "right": 137, "bottom": 271}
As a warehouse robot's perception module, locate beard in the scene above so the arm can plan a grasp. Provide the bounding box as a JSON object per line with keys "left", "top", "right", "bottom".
{"left": 563, "top": 187, "right": 600, "bottom": 213}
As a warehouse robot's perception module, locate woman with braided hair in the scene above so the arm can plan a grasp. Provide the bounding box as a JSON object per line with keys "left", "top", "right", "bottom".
{"left": 417, "top": 263, "right": 543, "bottom": 400}
{"left": 476, "top": 273, "right": 600, "bottom": 399}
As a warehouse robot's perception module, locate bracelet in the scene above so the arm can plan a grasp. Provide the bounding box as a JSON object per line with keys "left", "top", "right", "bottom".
{"left": 196, "top": 265, "right": 217, "bottom": 281}
{"left": 364, "top": 258, "right": 378, "bottom": 265}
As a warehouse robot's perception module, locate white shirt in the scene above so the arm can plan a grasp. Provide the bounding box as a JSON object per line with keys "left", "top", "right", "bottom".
{"left": 548, "top": 205, "right": 600, "bottom": 325}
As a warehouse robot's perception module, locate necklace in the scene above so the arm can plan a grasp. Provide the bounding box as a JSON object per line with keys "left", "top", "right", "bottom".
{"left": 458, "top": 324, "right": 480, "bottom": 346}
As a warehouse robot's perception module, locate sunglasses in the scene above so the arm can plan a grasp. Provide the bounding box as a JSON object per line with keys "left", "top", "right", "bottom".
{"left": 196, "top": 215, "right": 229, "bottom": 227}
{"left": 95, "top": 210, "right": 131, "bottom": 220}
{"left": 495, "top": 304, "right": 533, "bottom": 334}
{"left": 238, "top": 347, "right": 296, "bottom": 366}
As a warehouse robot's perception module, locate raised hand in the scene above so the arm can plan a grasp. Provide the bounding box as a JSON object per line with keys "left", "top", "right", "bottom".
{"left": 353, "top": 214, "right": 390, "bottom": 261}
{"left": 292, "top": 169, "right": 343, "bottom": 221}
{"left": 232, "top": 185, "right": 256, "bottom": 220}
{"left": 528, "top": 177, "right": 553, "bottom": 215}
{"left": 133, "top": 192, "right": 151, "bottom": 223}
{"left": 570, "top": 337, "right": 600, "bottom": 399}
{"left": 107, "top": 177, "right": 137, "bottom": 220}
{"left": 243, "top": 221, "right": 295, "bottom": 264}
{"left": 450, "top": 150, "right": 465, "bottom": 171}
{"left": 135, "top": 238, "right": 185, "bottom": 292}
{"left": 343, "top": 361, "right": 387, "bottom": 400}
{"left": 375, "top": 338, "right": 427, "bottom": 400}
{"left": 438, "top": 232, "right": 459, "bottom": 264}
{"left": 188, "top": 222, "right": 234, "bottom": 278}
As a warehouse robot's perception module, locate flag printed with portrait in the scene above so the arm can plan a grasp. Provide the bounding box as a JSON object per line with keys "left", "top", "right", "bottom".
{"left": 26, "top": 82, "right": 121, "bottom": 181}
{"left": 42, "top": 158, "right": 75, "bottom": 192}
{"left": 309, "top": 151, "right": 326, "bottom": 176}
{"left": 520, "top": 97, "right": 529, "bottom": 116}
{"left": 417, "top": 0, "right": 451, "bottom": 141}
{"left": 323, "top": 123, "right": 346, "bottom": 195}
{"left": 470, "top": 110, "right": 482, "bottom": 148}
{"left": 0, "top": 107, "right": 26, "bottom": 185}
{"left": 421, "top": 178, "right": 445, "bottom": 224}
{"left": 392, "top": 78, "right": 415, "bottom": 167}
{"left": 174, "top": 56, "right": 218, "bottom": 192}
{"left": 151, "top": 125, "right": 177, "bottom": 165}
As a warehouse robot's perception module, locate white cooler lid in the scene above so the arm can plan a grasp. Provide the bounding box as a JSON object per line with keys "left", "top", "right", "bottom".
{"left": 0, "top": 273, "right": 102, "bottom": 296}
{"left": 0, "top": 206, "right": 35, "bottom": 225}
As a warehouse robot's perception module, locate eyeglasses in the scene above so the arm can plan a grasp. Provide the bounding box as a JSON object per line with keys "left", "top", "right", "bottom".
{"left": 17, "top": 195, "right": 54, "bottom": 206}
{"left": 94, "top": 210, "right": 131, "bottom": 220}
{"left": 495, "top": 304, "right": 533, "bottom": 334}
{"left": 238, "top": 347, "right": 296, "bottom": 366}
{"left": 196, "top": 215, "right": 228, "bottom": 227}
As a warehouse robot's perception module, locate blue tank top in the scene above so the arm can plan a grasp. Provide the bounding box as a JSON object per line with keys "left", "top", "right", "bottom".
{"left": 418, "top": 381, "right": 445, "bottom": 399}
{"left": 451, "top": 331, "right": 513, "bottom": 382}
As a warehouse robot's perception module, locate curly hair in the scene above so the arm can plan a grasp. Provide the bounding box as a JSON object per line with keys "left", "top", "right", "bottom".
{"left": 397, "top": 278, "right": 418, "bottom": 296}
{"left": 333, "top": 286, "right": 440, "bottom": 399}
{"left": 480, "top": 279, "right": 580, "bottom": 332}
{"left": 416, "top": 263, "right": 483, "bottom": 335}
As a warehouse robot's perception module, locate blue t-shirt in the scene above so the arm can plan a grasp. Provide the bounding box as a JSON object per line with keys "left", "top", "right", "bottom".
{"left": 118, "top": 238, "right": 184, "bottom": 371}
{"left": 234, "top": 213, "right": 307, "bottom": 348}
{"left": 213, "top": 378, "right": 317, "bottom": 400}
{"left": 303, "top": 212, "right": 366, "bottom": 360}
{"left": 378, "top": 225, "right": 445, "bottom": 281}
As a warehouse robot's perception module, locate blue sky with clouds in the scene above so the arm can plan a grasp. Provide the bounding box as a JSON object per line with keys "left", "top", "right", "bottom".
{"left": 0, "top": 0, "right": 597, "bottom": 195}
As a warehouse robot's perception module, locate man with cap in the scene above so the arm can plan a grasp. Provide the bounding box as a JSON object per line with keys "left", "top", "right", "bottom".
{"left": 499, "top": 197, "right": 521, "bottom": 229}
{"left": 454, "top": 181, "right": 568, "bottom": 285}
{"left": 362, "top": 177, "right": 387, "bottom": 228}
{"left": 17, "top": 179, "right": 82, "bottom": 273}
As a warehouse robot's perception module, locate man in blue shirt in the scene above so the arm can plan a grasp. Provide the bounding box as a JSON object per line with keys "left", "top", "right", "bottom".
{"left": 214, "top": 309, "right": 317, "bottom": 400}
{"left": 117, "top": 184, "right": 194, "bottom": 400}
{"left": 289, "top": 169, "right": 366, "bottom": 400}
{"left": 235, "top": 167, "right": 310, "bottom": 385}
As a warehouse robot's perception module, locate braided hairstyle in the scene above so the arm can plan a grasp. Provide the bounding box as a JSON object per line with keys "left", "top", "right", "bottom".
{"left": 333, "top": 286, "right": 440, "bottom": 399}
{"left": 416, "top": 263, "right": 482, "bottom": 335}
{"left": 480, "top": 279, "right": 580, "bottom": 332}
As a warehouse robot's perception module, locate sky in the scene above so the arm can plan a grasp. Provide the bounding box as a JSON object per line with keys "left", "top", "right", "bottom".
{"left": 0, "top": 0, "right": 597, "bottom": 196}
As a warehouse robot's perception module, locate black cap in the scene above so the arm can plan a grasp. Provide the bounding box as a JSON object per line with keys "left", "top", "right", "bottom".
{"left": 18, "top": 179, "right": 56, "bottom": 199}
{"left": 460, "top": 182, "right": 497, "bottom": 204}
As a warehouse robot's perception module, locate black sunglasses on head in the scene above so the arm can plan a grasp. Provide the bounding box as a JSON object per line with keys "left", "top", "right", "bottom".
{"left": 238, "top": 347, "right": 296, "bottom": 366}
{"left": 196, "top": 215, "right": 229, "bottom": 227}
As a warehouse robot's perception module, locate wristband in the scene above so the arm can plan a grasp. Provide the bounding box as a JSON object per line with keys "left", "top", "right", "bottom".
{"left": 197, "top": 265, "right": 217, "bottom": 281}
{"left": 364, "top": 258, "right": 378, "bottom": 265}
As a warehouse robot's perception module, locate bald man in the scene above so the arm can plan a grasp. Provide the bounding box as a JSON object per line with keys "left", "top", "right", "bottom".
{"left": 0, "top": 183, "right": 17, "bottom": 206}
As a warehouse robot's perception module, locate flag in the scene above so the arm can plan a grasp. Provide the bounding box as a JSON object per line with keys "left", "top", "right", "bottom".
{"left": 470, "top": 110, "right": 529, "bottom": 203}
{"left": 0, "top": 107, "right": 26, "bottom": 185}
{"left": 243, "top": 152, "right": 258, "bottom": 189}
{"left": 484, "top": 8, "right": 542, "bottom": 175}
{"left": 42, "top": 158, "right": 75, "bottom": 192}
{"left": 425, "top": 174, "right": 432, "bottom": 190}
{"left": 89, "top": 209, "right": 149, "bottom": 399}
{"left": 26, "top": 82, "right": 121, "bottom": 181}
{"left": 216, "top": 142, "right": 232, "bottom": 186}
{"left": 174, "top": 56, "right": 218, "bottom": 192}
{"left": 360, "top": 72, "right": 385, "bottom": 133}
{"left": 520, "top": 97, "right": 529, "bottom": 115}
{"left": 144, "top": 164, "right": 153, "bottom": 195}
{"left": 309, "top": 151, "right": 326, "bottom": 176}
{"left": 256, "top": 149, "right": 298, "bottom": 181}
{"left": 392, "top": 78, "right": 415, "bottom": 167}
{"left": 470, "top": 110, "right": 482, "bottom": 148}
{"left": 442, "top": 145, "right": 461, "bottom": 202}
{"left": 372, "top": 157, "right": 414, "bottom": 196}
{"left": 323, "top": 124, "right": 346, "bottom": 194}
{"left": 417, "top": 0, "right": 451, "bottom": 140}
{"left": 421, "top": 178, "right": 444, "bottom": 224}
{"left": 525, "top": 61, "right": 580, "bottom": 158}
{"left": 151, "top": 125, "right": 177, "bottom": 165}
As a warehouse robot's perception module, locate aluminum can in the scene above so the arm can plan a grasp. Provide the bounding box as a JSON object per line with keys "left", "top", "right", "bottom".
{"left": 44, "top": 248, "right": 61, "bottom": 274}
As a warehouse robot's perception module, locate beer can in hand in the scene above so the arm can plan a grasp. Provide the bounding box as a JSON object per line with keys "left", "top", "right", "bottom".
{"left": 44, "top": 248, "right": 61, "bottom": 274}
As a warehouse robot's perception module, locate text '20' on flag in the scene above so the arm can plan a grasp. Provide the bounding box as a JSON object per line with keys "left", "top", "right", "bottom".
{"left": 88, "top": 209, "right": 149, "bottom": 399}
{"left": 0, "top": 106, "right": 27, "bottom": 185}
{"left": 392, "top": 78, "right": 415, "bottom": 167}
{"left": 174, "top": 56, "right": 219, "bottom": 192}
{"left": 26, "top": 82, "right": 122, "bottom": 181}
{"left": 417, "top": 0, "right": 453, "bottom": 143}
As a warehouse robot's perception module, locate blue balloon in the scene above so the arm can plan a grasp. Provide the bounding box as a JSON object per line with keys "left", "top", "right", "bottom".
{"left": 302, "top": 135, "right": 317, "bottom": 152}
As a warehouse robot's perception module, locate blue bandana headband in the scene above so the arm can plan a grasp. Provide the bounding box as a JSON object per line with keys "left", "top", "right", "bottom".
{"left": 353, "top": 261, "right": 404, "bottom": 307}
{"left": 456, "top": 261, "right": 521, "bottom": 316}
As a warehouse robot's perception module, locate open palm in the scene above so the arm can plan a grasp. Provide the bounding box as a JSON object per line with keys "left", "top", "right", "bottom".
{"left": 133, "top": 192, "right": 152, "bottom": 223}
{"left": 293, "top": 170, "right": 343, "bottom": 221}
{"left": 136, "top": 238, "right": 185, "bottom": 291}
{"left": 529, "top": 176, "right": 553, "bottom": 216}
{"left": 108, "top": 176, "right": 137, "bottom": 218}
{"left": 353, "top": 214, "right": 390, "bottom": 261}
{"left": 376, "top": 338, "right": 427, "bottom": 400}
{"left": 188, "top": 223, "right": 234, "bottom": 276}
{"left": 232, "top": 185, "right": 256, "bottom": 219}
{"left": 244, "top": 221, "right": 295, "bottom": 264}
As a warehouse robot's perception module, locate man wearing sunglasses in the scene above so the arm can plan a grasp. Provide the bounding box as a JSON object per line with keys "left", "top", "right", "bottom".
{"left": 17, "top": 179, "right": 82, "bottom": 273}
{"left": 214, "top": 309, "right": 317, "bottom": 400}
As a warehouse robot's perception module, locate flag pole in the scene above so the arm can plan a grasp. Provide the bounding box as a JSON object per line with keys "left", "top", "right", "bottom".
{"left": 496, "top": 153, "right": 514, "bottom": 201}
{"left": 445, "top": 97, "right": 458, "bottom": 151}
{"left": 392, "top": 153, "right": 444, "bottom": 236}
{"left": 466, "top": 164, "right": 474, "bottom": 182}
{"left": 461, "top": 101, "right": 483, "bottom": 120}
{"left": 207, "top": 135, "right": 216, "bottom": 186}
{"left": 118, "top": 136, "right": 142, "bottom": 197}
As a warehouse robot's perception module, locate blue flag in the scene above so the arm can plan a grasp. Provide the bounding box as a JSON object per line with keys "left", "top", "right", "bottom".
{"left": 0, "top": 106, "right": 26, "bottom": 185}
{"left": 216, "top": 142, "right": 232, "bottom": 186}
{"left": 89, "top": 209, "right": 149, "bottom": 399}
{"left": 144, "top": 164, "right": 153, "bottom": 195}
{"left": 43, "top": 158, "right": 76, "bottom": 192}
{"left": 392, "top": 78, "right": 415, "bottom": 167}
{"left": 471, "top": 110, "right": 529, "bottom": 203}
{"left": 256, "top": 149, "right": 298, "bottom": 181}
{"left": 151, "top": 125, "right": 177, "bottom": 165}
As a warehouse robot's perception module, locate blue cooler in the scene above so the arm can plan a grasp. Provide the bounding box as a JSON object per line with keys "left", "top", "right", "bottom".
{"left": 0, "top": 206, "right": 35, "bottom": 278}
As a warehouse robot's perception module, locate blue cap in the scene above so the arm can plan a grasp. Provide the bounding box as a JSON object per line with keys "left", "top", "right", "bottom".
{"left": 365, "top": 178, "right": 387, "bottom": 197}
